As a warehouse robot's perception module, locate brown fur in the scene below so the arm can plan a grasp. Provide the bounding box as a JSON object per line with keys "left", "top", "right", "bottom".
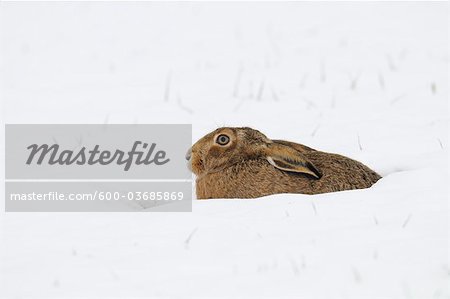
{"left": 188, "top": 127, "right": 381, "bottom": 199}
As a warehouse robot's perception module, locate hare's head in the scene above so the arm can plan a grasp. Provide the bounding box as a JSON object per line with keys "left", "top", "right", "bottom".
{"left": 186, "top": 127, "right": 321, "bottom": 179}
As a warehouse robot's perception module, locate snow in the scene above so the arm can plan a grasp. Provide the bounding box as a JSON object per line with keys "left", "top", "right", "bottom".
{"left": 0, "top": 2, "right": 448, "bottom": 298}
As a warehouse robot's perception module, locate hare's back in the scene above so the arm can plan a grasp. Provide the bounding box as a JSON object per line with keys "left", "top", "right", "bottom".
{"left": 306, "top": 151, "right": 381, "bottom": 191}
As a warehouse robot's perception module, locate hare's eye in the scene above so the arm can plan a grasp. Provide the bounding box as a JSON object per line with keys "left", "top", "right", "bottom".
{"left": 216, "top": 134, "right": 230, "bottom": 146}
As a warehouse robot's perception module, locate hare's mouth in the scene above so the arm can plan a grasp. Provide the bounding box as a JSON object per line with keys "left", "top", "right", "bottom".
{"left": 187, "top": 155, "right": 205, "bottom": 176}
{"left": 185, "top": 148, "right": 192, "bottom": 161}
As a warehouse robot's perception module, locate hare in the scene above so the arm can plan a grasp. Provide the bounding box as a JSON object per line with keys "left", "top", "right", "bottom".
{"left": 186, "top": 127, "right": 381, "bottom": 199}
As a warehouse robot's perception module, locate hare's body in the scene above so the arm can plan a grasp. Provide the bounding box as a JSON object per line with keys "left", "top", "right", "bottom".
{"left": 196, "top": 144, "right": 380, "bottom": 198}
{"left": 188, "top": 128, "right": 381, "bottom": 199}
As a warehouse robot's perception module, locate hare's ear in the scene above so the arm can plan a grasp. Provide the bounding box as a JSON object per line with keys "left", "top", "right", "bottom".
{"left": 265, "top": 143, "right": 322, "bottom": 179}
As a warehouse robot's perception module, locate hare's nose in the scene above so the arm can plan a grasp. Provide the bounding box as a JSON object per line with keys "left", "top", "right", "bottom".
{"left": 185, "top": 148, "right": 192, "bottom": 161}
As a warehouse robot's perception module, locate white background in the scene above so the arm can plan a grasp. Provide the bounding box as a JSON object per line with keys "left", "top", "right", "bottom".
{"left": 0, "top": 2, "right": 448, "bottom": 298}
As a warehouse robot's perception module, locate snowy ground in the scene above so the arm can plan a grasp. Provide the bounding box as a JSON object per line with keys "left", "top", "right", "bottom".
{"left": 0, "top": 2, "right": 448, "bottom": 298}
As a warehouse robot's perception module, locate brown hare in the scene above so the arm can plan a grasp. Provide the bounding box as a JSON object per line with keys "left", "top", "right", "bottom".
{"left": 187, "top": 127, "right": 381, "bottom": 199}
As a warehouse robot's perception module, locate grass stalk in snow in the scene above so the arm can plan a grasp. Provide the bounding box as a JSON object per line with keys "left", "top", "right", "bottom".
{"left": 357, "top": 134, "right": 363, "bottom": 151}
{"left": 437, "top": 138, "right": 444, "bottom": 149}
{"left": 378, "top": 72, "right": 385, "bottom": 90}
{"left": 299, "top": 73, "right": 308, "bottom": 89}
{"left": 311, "top": 124, "right": 320, "bottom": 137}
{"left": 311, "top": 200, "right": 318, "bottom": 216}
{"left": 402, "top": 214, "right": 412, "bottom": 228}
{"left": 390, "top": 93, "right": 407, "bottom": 105}
{"left": 257, "top": 78, "right": 265, "bottom": 101}
{"left": 184, "top": 227, "right": 198, "bottom": 249}
{"left": 164, "top": 70, "right": 172, "bottom": 102}
{"left": 177, "top": 93, "right": 194, "bottom": 115}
